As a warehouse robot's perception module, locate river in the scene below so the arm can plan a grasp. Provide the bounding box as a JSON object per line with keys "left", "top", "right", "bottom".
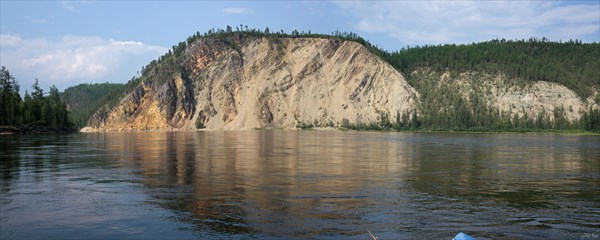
{"left": 1, "top": 131, "right": 599, "bottom": 239}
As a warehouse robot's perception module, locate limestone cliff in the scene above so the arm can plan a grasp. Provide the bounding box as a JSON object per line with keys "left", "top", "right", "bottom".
{"left": 85, "top": 37, "right": 419, "bottom": 131}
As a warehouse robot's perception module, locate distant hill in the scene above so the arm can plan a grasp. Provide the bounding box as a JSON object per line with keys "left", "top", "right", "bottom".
{"left": 80, "top": 28, "right": 599, "bottom": 132}
{"left": 379, "top": 39, "right": 600, "bottom": 131}
{"left": 383, "top": 38, "right": 600, "bottom": 100}
{"left": 61, "top": 83, "right": 125, "bottom": 128}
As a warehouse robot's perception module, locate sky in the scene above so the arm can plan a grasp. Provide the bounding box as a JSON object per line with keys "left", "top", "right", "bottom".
{"left": 1, "top": 1, "right": 599, "bottom": 94}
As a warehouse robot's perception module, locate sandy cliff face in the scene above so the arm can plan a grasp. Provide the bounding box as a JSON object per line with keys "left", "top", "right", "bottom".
{"left": 84, "top": 36, "right": 598, "bottom": 132}
{"left": 85, "top": 37, "right": 419, "bottom": 131}
{"left": 445, "top": 72, "right": 597, "bottom": 122}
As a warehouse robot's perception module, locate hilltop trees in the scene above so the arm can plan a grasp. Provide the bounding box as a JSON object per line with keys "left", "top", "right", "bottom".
{"left": 380, "top": 39, "right": 600, "bottom": 132}
{"left": 385, "top": 38, "right": 600, "bottom": 100}
{"left": 0, "top": 66, "right": 72, "bottom": 130}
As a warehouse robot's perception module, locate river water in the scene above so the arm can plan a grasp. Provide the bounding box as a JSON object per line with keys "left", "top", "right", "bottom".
{"left": 1, "top": 131, "right": 599, "bottom": 239}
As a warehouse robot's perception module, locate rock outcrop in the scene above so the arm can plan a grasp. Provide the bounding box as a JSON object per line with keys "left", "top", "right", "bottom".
{"left": 84, "top": 37, "right": 419, "bottom": 131}
{"left": 83, "top": 36, "right": 598, "bottom": 132}
{"left": 441, "top": 72, "right": 596, "bottom": 122}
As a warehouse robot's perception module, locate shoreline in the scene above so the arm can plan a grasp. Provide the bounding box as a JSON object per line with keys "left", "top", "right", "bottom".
{"left": 0, "top": 125, "right": 77, "bottom": 135}
{"left": 75, "top": 126, "right": 599, "bottom": 136}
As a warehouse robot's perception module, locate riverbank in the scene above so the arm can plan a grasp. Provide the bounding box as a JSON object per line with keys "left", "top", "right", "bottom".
{"left": 78, "top": 125, "right": 599, "bottom": 136}
{"left": 322, "top": 126, "right": 600, "bottom": 136}
{"left": 0, "top": 125, "right": 77, "bottom": 135}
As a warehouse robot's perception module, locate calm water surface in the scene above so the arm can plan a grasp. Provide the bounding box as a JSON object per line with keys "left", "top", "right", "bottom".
{"left": 1, "top": 131, "right": 599, "bottom": 239}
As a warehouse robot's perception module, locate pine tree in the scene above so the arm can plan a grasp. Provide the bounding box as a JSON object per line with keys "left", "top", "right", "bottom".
{"left": 0, "top": 66, "right": 21, "bottom": 125}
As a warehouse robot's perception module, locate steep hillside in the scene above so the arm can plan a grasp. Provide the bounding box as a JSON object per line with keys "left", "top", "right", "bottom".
{"left": 407, "top": 69, "right": 598, "bottom": 131}
{"left": 386, "top": 39, "right": 600, "bottom": 100}
{"left": 386, "top": 39, "right": 599, "bottom": 131}
{"left": 83, "top": 30, "right": 600, "bottom": 132}
{"left": 84, "top": 36, "right": 418, "bottom": 131}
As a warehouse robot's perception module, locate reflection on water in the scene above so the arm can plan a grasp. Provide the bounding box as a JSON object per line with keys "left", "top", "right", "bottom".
{"left": 1, "top": 131, "right": 599, "bottom": 239}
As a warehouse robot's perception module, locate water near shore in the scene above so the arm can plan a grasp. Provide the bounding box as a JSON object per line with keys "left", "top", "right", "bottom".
{"left": 1, "top": 131, "right": 598, "bottom": 239}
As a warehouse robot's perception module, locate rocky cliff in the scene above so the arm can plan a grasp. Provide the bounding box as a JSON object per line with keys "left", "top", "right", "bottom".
{"left": 432, "top": 71, "right": 597, "bottom": 122}
{"left": 83, "top": 35, "right": 598, "bottom": 131}
{"left": 84, "top": 37, "right": 419, "bottom": 131}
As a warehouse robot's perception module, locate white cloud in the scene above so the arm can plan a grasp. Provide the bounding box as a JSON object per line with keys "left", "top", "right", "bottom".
{"left": 59, "top": 1, "right": 75, "bottom": 11}
{"left": 304, "top": 1, "right": 327, "bottom": 17}
{"left": 336, "top": 1, "right": 600, "bottom": 46}
{"left": 0, "top": 34, "right": 167, "bottom": 92}
{"left": 1, "top": 34, "right": 23, "bottom": 46}
{"left": 222, "top": 7, "right": 252, "bottom": 14}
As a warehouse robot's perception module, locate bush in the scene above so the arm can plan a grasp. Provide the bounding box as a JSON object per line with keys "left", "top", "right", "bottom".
{"left": 195, "top": 117, "right": 205, "bottom": 129}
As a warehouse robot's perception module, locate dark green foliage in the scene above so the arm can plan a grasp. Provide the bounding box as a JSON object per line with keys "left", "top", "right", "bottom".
{"left": 580, "top": 108, "right": 600, "bottom": 133}
{"left": 0, "top": 66, "right": 21, "bottom": 126}
{"left": 297, "top": 121, "right": 314, "bottom": 129}
{"left": 45, "top": 85, "right": 69, "bottom": 128}
{"left": 367, "top": 37, "right": 598, "bottom": 133}
{"left": 0, "top": 66, "right": 72, "bottom": 130}
{"left": 387, "top": 38, "right": 600, "bottom": 100}
{"left": 61, "top": 83, "right": 125, "bottom": 128}
{"left": 195, "top": 117, "right": 205, "bottom": 129}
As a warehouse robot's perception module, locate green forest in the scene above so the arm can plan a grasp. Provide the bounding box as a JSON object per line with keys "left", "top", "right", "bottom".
{"left": 61, "top": 83, "right": 125, "bottom": 128}
{"left": 382, "top": 39, "right": 599, "bottom": 133}
{"left": 0, "top": 66, "right": 72, "bottom": 133}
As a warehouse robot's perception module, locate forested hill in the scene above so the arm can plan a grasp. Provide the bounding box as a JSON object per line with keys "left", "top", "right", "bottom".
{"left": 83, "top": 27, "right": 600, "bottom": 132}
{"left": 61, "top": 83, "right": 125, "bottom": 128}
{"left": 379, "top": 38, "right": 600, "bottom": 100}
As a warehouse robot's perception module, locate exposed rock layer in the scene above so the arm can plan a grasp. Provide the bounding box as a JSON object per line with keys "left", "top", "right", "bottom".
{"left": 83, "top": 37, "right": 598, "bottom": 131}
{"left": 85, "top": 37, "right": 419, "bottom": 131}
{"left": 439, "top": 72, "right": 596, "bottom": 122}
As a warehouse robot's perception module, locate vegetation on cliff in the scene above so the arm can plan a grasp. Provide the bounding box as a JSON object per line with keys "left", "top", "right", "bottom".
{"left": 0, "top": 66, "right": 73, "bottom": 133}
{"left": 115, "top": 26, "right": 597, "bottom": 132}
{"left": 382, "top": 39, "right": 600, "bottom": 133}
{"left": 126, "top": 26, "right": 599, "bottom": 102}
{"left": 382, "top": 38, "right": 600, "bottom": 99}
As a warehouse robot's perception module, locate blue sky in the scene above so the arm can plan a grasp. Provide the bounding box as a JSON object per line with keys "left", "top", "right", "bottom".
{"left": 1, "top": 1, "right": 599, "bottom": 93}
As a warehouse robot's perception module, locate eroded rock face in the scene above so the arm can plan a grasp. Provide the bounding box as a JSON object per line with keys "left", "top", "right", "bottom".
{"left": 85, "top": 37, "right": 419, "bottom": 131}
{"left": 86, "top": 75, "right": 195, "bottom": 131}
{"left": 83, "top": 36, "right": 597, "bottom": 132}
{"left": 443, "top": 72, "right": 597, "bottom": 122}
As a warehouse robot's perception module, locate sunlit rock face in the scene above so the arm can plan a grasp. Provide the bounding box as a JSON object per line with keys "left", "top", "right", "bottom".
{"left": 83, "top": 36, "right": 597, "bottom": 132}
{"left": 85, "top": 37, "right": 419, "bottom": 131}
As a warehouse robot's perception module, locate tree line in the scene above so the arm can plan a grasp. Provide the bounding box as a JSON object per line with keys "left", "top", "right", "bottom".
{"left": 0, "top": 66, "right": 72, "bottom": 131}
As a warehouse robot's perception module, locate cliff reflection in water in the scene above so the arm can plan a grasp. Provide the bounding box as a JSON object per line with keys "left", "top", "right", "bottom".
{"left": 95, "top": 131, "right": 599, "bottom": 238}
{"left": 99, "top": 130, "right": 414, "bottom": 237}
